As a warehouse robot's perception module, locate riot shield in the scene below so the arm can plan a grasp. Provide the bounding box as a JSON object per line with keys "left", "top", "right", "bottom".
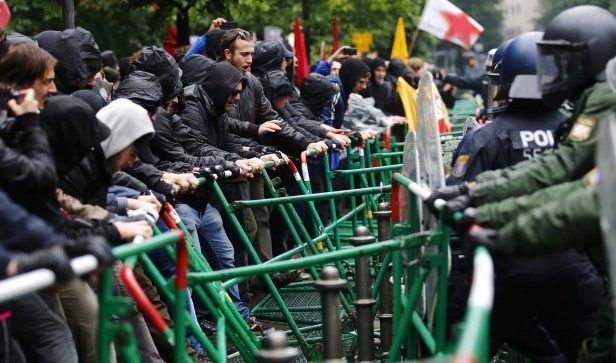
{"left": 415, "top": 72, "right": 447, "bottom": 325}
{"left": 597, "top": 112, "right": 616, "bottom": 343}
{"left": 399, "top": 130, "right": 420, "bottom": 226}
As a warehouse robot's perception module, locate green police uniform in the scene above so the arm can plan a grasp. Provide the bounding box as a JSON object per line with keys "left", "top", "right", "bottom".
{"left": 475, "top": 179, "right": 585, "bottom": 228}
{"left": 494, "top": 184, "right": 601, "bottom": 257}
{"left": 471, "top": 82, "right": 616, "bottom": 205}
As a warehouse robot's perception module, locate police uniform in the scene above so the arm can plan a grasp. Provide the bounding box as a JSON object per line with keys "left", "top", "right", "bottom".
{"left": 448, "top": 98, "right": 604, "bottom": 361}
{"left": 471, "top": 81, "right": 616, "bottom": 205}
{"left": 449, "top": 100, "right": 565, "bottom": 184}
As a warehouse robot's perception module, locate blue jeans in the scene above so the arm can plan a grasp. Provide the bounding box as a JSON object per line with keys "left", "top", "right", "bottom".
{"left": 174, "top": 203, "right": 251, "bottom": 319}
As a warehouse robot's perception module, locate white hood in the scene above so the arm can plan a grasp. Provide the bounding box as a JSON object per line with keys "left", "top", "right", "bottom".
{"left": 97, "top": 98, "right": 154, "bottom": 159}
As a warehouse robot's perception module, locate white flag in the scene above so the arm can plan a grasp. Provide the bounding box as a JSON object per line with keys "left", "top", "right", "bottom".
{"left": 418, "top": 0, "right": 484, "bottom": 51}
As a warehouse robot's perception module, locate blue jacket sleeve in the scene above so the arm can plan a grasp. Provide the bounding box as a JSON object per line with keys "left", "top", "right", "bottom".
{"left": 185, "top": 34, "right": 207, "bottom": 57}
{"left": 0, "top": 189, "right": 63, "bottom": 254}
{"left": 314, "top": 62, "right": 332, "bottom": 76}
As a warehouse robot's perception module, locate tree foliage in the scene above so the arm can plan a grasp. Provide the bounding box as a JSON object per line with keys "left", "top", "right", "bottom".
{"left": 535, "top": 0, "right": 615, "bottom": 29}
{"left": 4, "top": 0, "right": 501, "bottom": 61}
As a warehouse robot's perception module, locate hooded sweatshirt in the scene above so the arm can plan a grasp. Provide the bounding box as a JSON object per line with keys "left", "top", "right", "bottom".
{"left": 114, "top": 70, "right": 164, "bottom": 112}
{"left": 339, "top": 58, "right": 370, "bottom": 105}
{"left": 201, "top": 62, "right": 244, "bottom": 115}
{"left": 37, "top": 27, "right": 102, "bottom": 95}
{"left": 179, "top": 54, "right": 215, "bottom": 87}
{"left": 97, "top": 99, "right": 154, "bottom": 160}
{"left": 129, "top": 46, "right": 182, "bottom": 104}
{"left": 41, "top": 96, "right": 110, "bottom": 177}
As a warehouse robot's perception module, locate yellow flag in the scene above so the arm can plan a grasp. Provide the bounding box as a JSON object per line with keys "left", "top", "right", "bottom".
{"left": 396, "top": 77, "right": 417, "bottom": 130}
{"left": 390, "top": 17, "right": 409, "bottom": 63}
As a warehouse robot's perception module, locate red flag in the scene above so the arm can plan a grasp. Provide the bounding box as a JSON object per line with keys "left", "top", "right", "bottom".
{"left": 332, "top": 16, "right": 339, "bottom": 53}
{"left": 0, "top": 0, "right": 11, "bottom": 28}
{"left": 320, "top": 41, "right": 327, "bottom": 61}
{"left": 293, "top": 17, "right": 309, "bottom": 87}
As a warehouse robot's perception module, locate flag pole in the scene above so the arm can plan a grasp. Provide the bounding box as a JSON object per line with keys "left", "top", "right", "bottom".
{"left": 408, "top": 29, "right": 419, "bottom": 57}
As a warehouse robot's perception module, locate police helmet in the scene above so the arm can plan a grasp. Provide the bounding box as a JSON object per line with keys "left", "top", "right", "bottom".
{"left": 500, "top": 31, "right": 544, "bottom": 100}
{"left": 537, "top": 5, "right": 616, "bottom": 107}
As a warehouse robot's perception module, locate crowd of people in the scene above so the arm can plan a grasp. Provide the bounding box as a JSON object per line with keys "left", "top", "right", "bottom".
{"left": 1, "top": 3, "right": 616, "bottom": 363}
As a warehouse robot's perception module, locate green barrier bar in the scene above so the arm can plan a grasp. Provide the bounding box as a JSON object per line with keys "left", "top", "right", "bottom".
{"left": 387, "top": 268, "right": 429, "bottom": 361}
{"left": 372, "top": 151, "right": 404, "bottom": 159}
{"left": 333, "top": 164, "right": 402, "bottom": 176}
{"left": 212, "top": 182, "right": 311, "bottom": 353}
{"left": 452, "top": 246, "right": 493, "bottom": 363}
{"left": 113, "top": 231, "right": 183, "bottom": 260}
{"left": 231, "top": 185, "right": 391, "bottom": 209}
{"left": 188, "top": 234, "right": 428, "bottom": 284}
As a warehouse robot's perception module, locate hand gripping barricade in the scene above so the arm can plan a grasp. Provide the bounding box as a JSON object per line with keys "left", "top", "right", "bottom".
{"left": 0, "top": 74, "right": 494, "bottom": 362}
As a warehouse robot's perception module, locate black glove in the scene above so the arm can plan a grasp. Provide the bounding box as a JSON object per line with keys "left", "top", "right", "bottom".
{"left": 249, "top": 145, "right": 282, "bottom": 157}
{"left": 350, "top": 131, "right": 363, "bottom": 146}
{"left": 464, "top": 226, "right": 498, "bottom": 253}
{"left": 192, "top": 166, "right": 219, "bottom": 181}
{"left": 223, "top": 162, "right": 241, "bottom": 177}
{"left": 425, "top": 182, "right": 471, "bottom": 214}
{"left": 151, "top": 179, "right": 177, "bottom": 203}
{"left": 64, "top": 236, "right": 115, "bottom": 265}
{"left": 147, "top": 190, "right": 166, "bottom": 206}
{"left": 442, "top": 195, "right": 474, "bottom": 232}
{"left": 240, "top": 150, "right": 260, "bottom": 159}
{"left": 323, "top": 139, "right": 335, "bottom": 150}
{"left": 13, "top": 248, "right": 75, "bottom": 283}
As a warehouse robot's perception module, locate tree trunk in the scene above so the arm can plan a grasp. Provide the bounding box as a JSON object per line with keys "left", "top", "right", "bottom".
{"left": 302, "top": 0, "right": 311, "bottom": 64}
{"left": 176, "top": 6, "right": 190, "bottom": 46}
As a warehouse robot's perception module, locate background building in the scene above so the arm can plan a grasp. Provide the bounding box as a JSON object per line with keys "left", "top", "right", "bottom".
{"left": 500, "top": 0, "right": 540, "bottom": 39}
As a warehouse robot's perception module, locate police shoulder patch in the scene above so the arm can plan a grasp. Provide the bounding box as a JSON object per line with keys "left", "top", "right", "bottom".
{"left": 451, "top": 154, "right": 470, "bottom": 177}
{"left": 568, "top": 115, "right": 597, "bottom": 142}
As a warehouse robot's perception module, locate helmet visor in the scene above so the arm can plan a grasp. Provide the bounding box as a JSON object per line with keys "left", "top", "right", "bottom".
{"left": 537, "top": 40, "right": 590, "bottom": 94}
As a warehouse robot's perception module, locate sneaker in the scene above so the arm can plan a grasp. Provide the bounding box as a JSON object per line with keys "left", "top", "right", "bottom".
{"left": 198, "top": 317, "right": 217, "bottom": 336}
{"left": 245, "top": 315, "right": 274, "bottom": 334}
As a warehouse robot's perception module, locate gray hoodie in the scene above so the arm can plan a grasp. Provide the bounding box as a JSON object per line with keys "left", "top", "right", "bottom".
{"left": 97, "top": 99, "right": 155, "bottom": 159}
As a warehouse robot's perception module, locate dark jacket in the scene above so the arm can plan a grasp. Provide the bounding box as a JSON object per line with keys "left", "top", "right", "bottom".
{"left": 0, "top": 189, "right": 63, "bottom": 277}
{"left": 38, "top": 27, "right": 102, "bottom": 95}
{"left": 228, "top": 71, "right": 311, "bottom": 153}
{"left": 258, "top": 70, "right": 324, "bottom": 142}
{"left": 129, "top": 46, "right": 182, "bottom": 104}
{"left": 179, "top": 54, "right": 215, "bottom": 88}
{"left": 180, "top": 63, "right": 259, "bottom": 158}
{"left": 39, "top": 96, "right": 122, "bottom": 244}
{"left": 0, "top": 113, "right": 57, "bottom": 212}
{"left": 113, "top": 70, "right": 164, "bottom": 112}
{"left": 448, "top": 99, "right": 566, "bottom": 184}
{"left": 363, "top": 57, "right": 395, "bottom": 114}
{"left": 152, "top": 106, "right": 239, "bottom": 168}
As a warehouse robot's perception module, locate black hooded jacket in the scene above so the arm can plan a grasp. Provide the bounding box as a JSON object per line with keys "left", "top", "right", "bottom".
{"left": 38, "top": 96, "right": 122, "bottom": 244}
{"left": 179, "top": 54, "right": 215, "bottom": 88}
{"left": 294, "top": 73, "right": 340, "bottom": 120}
{"left": 362, "top": 57, "right": 395, "bottom": 114}
{"left": 0, "top": 113, "right": 56, "bottom": 212}
{"left": 251, "top": 41, "right": 286, "bottom": 77}
{"left": 228, "top": 70, "right": 311, "bottom": 154}
{"left": 180, "top": 63, "right": 258, "bottom": 157}
{"left": 339, "top": 58, "right": 370, "bottom": 106}
{"left": 114, "top": 70, "right": 164, "bottom": 112}
{"left": 260, "top": 71, "right": 326, "bottom": 141}
{"left": 129, "top": 46, "right": 182, "bottom": 104}
{"left": 39, "top": 27, "right": 102, "bottom": 95}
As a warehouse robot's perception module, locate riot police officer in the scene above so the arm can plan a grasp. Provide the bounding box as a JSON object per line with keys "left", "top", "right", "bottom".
{"left": 445, "top": 31, "right": 604, "bottom": 362}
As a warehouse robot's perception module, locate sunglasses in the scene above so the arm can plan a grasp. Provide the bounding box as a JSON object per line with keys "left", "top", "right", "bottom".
{"left": 224, "top": 30, "right": 252, "bottom": 49}
{"left": 231, "top": 89, "right": 243, "bottom": 97}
